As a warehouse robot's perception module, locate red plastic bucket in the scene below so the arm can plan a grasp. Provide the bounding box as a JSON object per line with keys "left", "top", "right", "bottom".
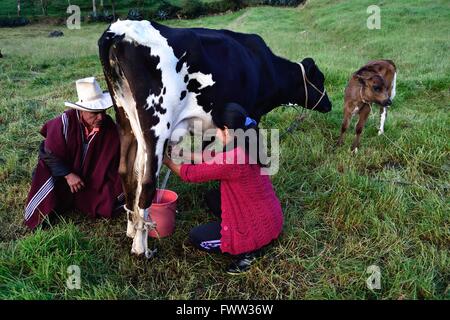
{"left": 146, "top": 189, "right": 178, "bottom": 238}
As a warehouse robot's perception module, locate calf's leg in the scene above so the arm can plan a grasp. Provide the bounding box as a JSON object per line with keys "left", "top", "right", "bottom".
{"left": 351, "top": 105, "right": 371, "bottom": 152}
{"left": 378, "top": 106, "right": 387, "bottom": 135}
{"left": 338, "top": 104, "right": 352, "bottom": 146}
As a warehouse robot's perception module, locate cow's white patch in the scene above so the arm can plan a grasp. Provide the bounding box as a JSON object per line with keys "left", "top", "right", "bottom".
{"left": 188, "top": 72, "right": 215, "bottom": 89}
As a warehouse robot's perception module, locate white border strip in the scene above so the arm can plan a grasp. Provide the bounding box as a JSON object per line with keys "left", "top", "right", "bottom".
{"left": 62, "top": 112, "right": 68, "bottom": 143}
{"left": 25, "top": 177, "right": 55, "bottom": 221}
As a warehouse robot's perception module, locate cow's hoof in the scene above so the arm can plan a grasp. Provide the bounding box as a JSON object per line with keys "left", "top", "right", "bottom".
{"left": 131, "top": 232, "right": 145, "bottom": 255}
{"left": 131, "top": 246, "right": 144, "bottom": 256}
{"left": 351, "top": 147, "right": 358, "bottom": 154}
{"left": 378, "top": 130, "right": 384, "bottom": 136}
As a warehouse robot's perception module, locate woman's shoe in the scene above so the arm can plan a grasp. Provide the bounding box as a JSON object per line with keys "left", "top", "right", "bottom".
{"left": 226, "top": 252, "right": 258, "bottom": 275}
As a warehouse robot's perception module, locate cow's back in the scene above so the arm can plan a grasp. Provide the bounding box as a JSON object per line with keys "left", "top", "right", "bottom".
{"left": 153, "top": 22, "right": 281, "bottom": 116}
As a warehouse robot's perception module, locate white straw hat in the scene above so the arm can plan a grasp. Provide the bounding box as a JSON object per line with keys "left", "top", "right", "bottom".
{"left": 64, "top": 77, "right": 113, "bottom": 112}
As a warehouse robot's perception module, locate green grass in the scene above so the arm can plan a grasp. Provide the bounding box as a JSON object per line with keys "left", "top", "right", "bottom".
{"left": 0, "top": 0, "right": 449, "bottom": 299}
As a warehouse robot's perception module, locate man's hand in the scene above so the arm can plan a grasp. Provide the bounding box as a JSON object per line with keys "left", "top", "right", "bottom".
{"left": 64, "top": 173, "right": 85, "bottom": 193}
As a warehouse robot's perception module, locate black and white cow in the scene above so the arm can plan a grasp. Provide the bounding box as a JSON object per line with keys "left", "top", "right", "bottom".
{"left": 98, "top": 20, "right": 332, "bottom": 257}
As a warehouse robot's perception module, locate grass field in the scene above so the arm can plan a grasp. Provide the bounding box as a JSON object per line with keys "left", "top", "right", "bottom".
{"left": 0, "top": 0, "right": 449, "bottom": 299}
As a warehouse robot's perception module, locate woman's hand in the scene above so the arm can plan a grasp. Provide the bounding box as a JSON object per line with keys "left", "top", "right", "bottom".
{"left": 64, "top": 173, "right": 85, "bottom": 193}
{"left": 163, "top": 150, "right": 182, "bottom": 177}
{"left": 163, "top": 149, "right": 173, "bottom": 166}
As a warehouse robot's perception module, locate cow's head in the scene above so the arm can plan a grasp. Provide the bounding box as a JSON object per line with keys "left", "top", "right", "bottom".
{"left": 299, "top": 57, "right": 332, "bottom": 113}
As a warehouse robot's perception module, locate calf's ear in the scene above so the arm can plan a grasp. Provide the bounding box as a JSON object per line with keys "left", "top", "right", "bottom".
{"left": 354, "top": 65, "right": 377, "bottom": 85}
{"left": 355, "top": 74, "right": 368, "bottom": 86}
{"left": 355, "top": 65, "right": 377, "bottom": 77}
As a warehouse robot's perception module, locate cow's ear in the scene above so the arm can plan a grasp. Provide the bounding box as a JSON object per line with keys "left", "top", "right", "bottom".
{"left": 301, "top": 57, "right": 316, "bottom": 75}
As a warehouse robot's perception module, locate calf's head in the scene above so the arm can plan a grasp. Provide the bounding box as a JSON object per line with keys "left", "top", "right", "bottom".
{"left": 355, "top": 66, "right": 392, "bottom": 107}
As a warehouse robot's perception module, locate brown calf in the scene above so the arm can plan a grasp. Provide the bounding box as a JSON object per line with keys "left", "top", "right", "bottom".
{"left": 337, "top": 60, "right": 397, "bottom": 152}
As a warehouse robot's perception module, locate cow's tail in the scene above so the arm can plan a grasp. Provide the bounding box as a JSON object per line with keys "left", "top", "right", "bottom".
{"left": 98, "top": 27, "right": 138, "bottom": 207}
{"left": 98, "top": 27, "right": 125, "bottom": 102}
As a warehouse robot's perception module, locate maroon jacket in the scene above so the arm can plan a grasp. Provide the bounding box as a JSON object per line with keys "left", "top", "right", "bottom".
{"left": 24, "top": 109, "right": 123, "bottom": 229}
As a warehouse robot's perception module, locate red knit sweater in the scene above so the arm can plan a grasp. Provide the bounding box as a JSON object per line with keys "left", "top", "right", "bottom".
{"left": 180, "top": 147, "right": 283, "bottom": 255}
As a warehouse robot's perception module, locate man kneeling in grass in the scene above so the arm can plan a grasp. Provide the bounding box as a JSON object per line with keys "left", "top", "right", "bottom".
{"left": 24, "top": 77, "right": 124, "bottom": 229}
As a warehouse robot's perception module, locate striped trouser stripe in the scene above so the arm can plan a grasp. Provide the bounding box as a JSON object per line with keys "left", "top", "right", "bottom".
{"left": 24, "top": 177, "right": 54, "bottom": 221}
{"left": 200, "top": 239, "right": 221, "bottom": 249}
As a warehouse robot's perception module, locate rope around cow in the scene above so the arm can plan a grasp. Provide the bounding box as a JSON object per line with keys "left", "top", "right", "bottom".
{"left": 279, "top": 62, "right": 327, "bottom": 140}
